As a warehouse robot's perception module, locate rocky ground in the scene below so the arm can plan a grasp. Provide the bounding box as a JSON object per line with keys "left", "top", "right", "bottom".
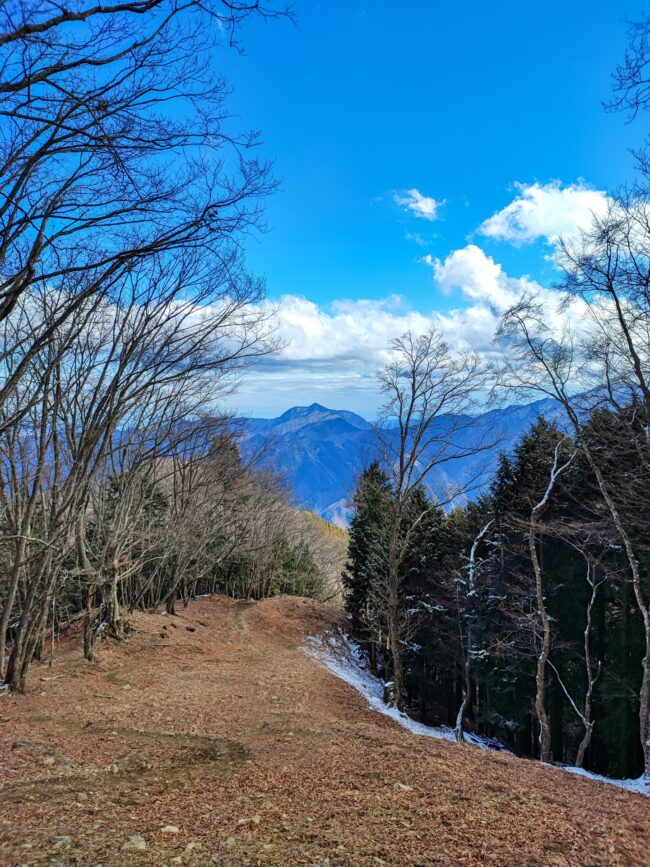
{"left": 0, "top": 595, "right": 648, "bottom": 866}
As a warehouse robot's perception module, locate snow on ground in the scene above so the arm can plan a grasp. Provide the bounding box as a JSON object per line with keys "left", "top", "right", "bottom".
{"left": 562, "top": 764, "right": 649, "bottom": 796}
{"left": 304, "top": 631, "right": 504, "bottom": 750}
{"left": 305, "top": 629, "right": 649, "bottom": 798}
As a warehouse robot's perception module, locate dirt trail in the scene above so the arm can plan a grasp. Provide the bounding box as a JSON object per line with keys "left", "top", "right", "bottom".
{"left": 0, "top": 595, "right": 648, "bottom": 866}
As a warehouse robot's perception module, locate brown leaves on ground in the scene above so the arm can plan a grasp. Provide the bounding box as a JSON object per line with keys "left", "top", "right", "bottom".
{"left": 0, "top": 595, "right": 648, "bottom": 866}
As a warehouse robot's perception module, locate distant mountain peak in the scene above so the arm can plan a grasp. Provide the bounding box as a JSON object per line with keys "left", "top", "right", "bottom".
{"left": 277, "top": 403, "right": 329, "bottom": 420}
{"left": 235, "top": 397, "right": 563, "bottom": 526}
{"left": 272, "top": 403, "right": 373, "bottom": 433}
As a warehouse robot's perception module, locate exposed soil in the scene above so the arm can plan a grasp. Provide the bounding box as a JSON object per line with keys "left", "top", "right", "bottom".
{"left": 0, "top": 595, "right": 648, "bottom": 866}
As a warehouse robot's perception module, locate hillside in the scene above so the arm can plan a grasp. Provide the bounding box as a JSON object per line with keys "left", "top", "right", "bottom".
{"left": 1, "top": 596, "right": 647, "bottom": 866}
{"left": 236, "top": 399, "right": 563, "bottom": 525}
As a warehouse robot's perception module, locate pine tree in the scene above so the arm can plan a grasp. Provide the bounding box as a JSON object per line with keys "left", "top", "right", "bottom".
{"left": 342, "top": 462, "right": 391, "bottom": 653}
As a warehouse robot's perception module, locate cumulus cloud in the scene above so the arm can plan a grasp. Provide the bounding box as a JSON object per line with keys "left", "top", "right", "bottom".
{"left": 394, "top": 188, "right": 443, "bottom": 221}
{"left": 268, "top": 241, "right": 593, "bottom": 371}
{"left": 230, "top": 295, "right": 434, "bottom": 415}
{"left": 232, "top": 180, "right": 615, "bottom": 415}
{"left": 478, "top": 181, "right": 609, "bottom": 246}
{"left": 233, "top": 243, "right": 566, "bottom": 412}
{"left": 426, "top": 244, "right": 541, "bottom": 312}
{"left": 271, "top": 294, "right": 432, "bottom": 365}
{"left": 262, "top": 256, "right": 531, "bottom": 387}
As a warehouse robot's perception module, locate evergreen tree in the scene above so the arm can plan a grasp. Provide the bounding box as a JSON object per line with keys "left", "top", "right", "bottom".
{"left": 341, "top": 410, "right": 649, "bottom": 780}
{"left": 342, "top": 462, "right": 391, "bottom": 654}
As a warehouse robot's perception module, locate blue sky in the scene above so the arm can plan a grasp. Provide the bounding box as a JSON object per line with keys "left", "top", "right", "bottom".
{"left": 218, "top": 0, "right": 649, "bottom": 417}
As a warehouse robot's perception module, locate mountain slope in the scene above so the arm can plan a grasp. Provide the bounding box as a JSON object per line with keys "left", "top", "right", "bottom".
{"left": 3, "top": 595, "right": 647, "bottom": 865}
{"left": 236, "top": 398, "right": 563, "bottom": 524}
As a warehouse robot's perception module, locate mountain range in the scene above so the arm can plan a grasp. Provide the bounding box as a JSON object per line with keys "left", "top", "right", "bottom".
{"left": 235, "top": 398, "right": 563, "bottom": 526}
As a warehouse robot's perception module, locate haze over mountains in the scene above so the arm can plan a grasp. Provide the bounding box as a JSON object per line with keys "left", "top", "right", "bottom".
{"left": 236, "top": 398, "right": 562, "bottom": 526}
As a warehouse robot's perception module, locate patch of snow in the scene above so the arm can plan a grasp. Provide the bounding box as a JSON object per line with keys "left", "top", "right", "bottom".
{"left": 304, "top": 631, "right": 505, "bottom": 751}
{"left": 305, "top": 630, "right": 649, "bottom": 797}
{"left": 562, "top": 764, "right": 648, "bottom": 797}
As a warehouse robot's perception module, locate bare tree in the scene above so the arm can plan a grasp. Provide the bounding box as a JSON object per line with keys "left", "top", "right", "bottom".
{"left": 375, "top": 328, "right": 490, "bottom": 711}
{"left": 0, "top": 243, "right": 275, "bottom": 688}
{"left": 0, "top": 0, "right": 286, "bottom": 428}
{"left": 527, "top": 440, "right": 576, "bottom": 762}
{"left": 609, "top": 15, "right": 650, "bottom": 184}
{"left": 455, "top": 518, "right": 493, "bottom": 743}
{"left": 546, "top": 553, "right": 606, "bottom": 768}
{"left": 498, "top": 276, "right": 650, "bottom": 781}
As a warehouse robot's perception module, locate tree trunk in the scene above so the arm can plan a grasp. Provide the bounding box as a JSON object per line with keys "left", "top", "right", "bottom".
{"left": 638, "top": 625, "right": 650, "bottom": 781}
{"left": 530, "top": 524, "right": 552, "bottom": 762}
{"left": 581, "top": 445, "right": 650, "bottom": 780}
{"left": 104, "top": 567, "right": 123, "bottom": 638}
{"left": 76, "top": 510, "right": 98, "bottom": 660}
{"left": 575, "top": 723, "right": 594, "bottom": 769}
{"left": 386, "top": 518, "right": 404, "bottom": 711}
{"left": 455, "top": 519, "right": 492, "bottom": 744}
{"left": 455, "top": 645, "right": 471, "bottom": 744}
{"left": 83, "top": 587, "right": 96, "bottom": 661}
{"left": 0, "top": 561, "right": 21, "bottom": 681}
{"left": 5, "top": 573, "right": 41, "bottom": 691}
{"left": 575, "top": 564, "right": 599, "bottom": 768}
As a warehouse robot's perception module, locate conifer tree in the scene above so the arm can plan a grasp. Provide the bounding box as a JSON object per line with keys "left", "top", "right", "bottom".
{"left": 342, "top": 461, "right": 391, "bottom": 657}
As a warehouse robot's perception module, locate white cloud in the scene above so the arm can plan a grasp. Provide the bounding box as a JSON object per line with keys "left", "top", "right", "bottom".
{"left": 250, "top": 258, "right": 526, "bottom": 404}
{"left": 405, "top": 230, "right": 431, "bottom": 247}
{"left": 258, "top": 234, "right": 594, "bottom": 370}
{"left": 231, "top": 177, "right": 618, "bottom": 416}
{"left": 478, "top": 181, "right": 609, "bottom": 246}
{"left": 230, "top": 295, "right": 434, "bottom": 416}
{"left": 233, "top": 244, "right": 565, "bottom": 413}
{"left": 271, "top": 294, "right": 432, "bottom": 365}
{"left": 425, "top": 244, "right": 540, "bottom": 312}
{"left": 394, "top": 188, "right": 443, "bottom": 221}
